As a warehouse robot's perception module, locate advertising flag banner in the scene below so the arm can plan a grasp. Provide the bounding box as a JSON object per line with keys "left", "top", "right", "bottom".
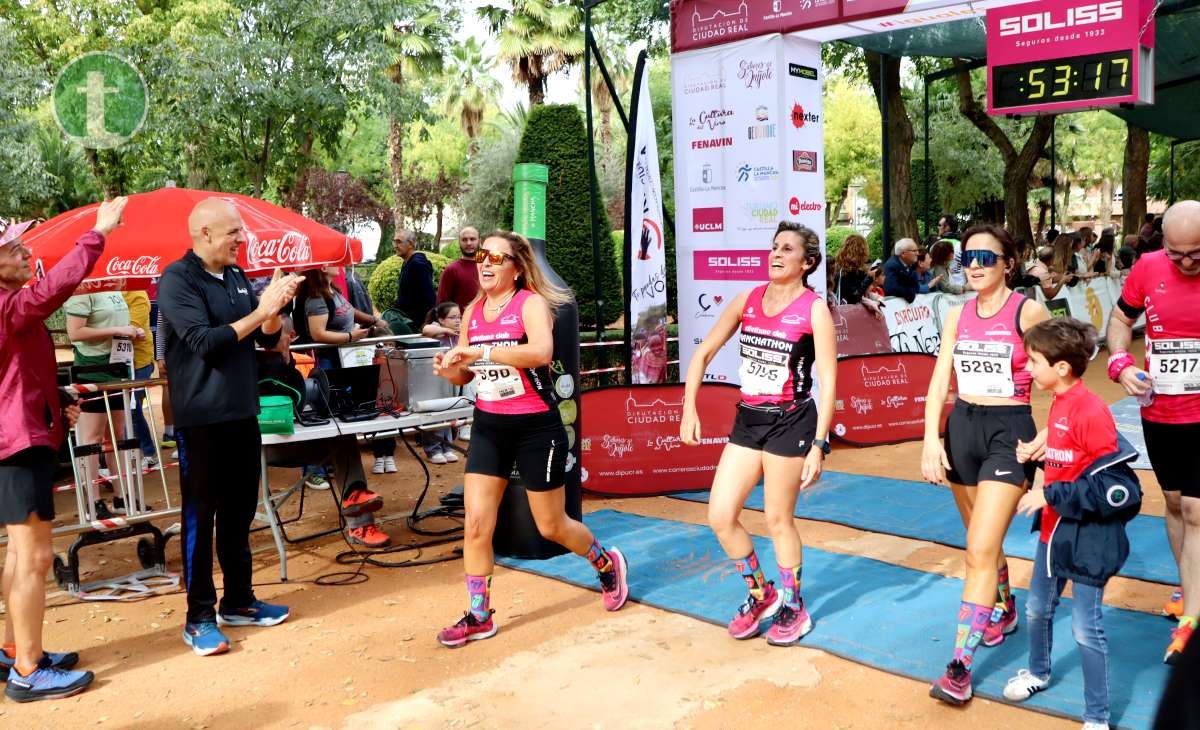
{"left": 625, "top": 51, "right": 670, "bottom": 384}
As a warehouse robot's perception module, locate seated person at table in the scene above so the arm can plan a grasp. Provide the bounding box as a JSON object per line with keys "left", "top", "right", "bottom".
{"left": 257, "top": 315, "right": 391, "bottom": 548}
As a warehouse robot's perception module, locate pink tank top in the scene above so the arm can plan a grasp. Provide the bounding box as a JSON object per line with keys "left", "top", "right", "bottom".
{"left": 738, "top": 285, "right": 819, "bottom": 405}
{"left": 466, "top": 289, "right": 557, "bottom": 415}
{"left": 952, "top": 291, "right": 1032, "bottom": 403}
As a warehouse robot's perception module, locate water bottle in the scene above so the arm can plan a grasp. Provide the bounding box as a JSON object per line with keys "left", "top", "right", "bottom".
{"left": 1136, "top": 372, "right": 1155, "bottom": 407}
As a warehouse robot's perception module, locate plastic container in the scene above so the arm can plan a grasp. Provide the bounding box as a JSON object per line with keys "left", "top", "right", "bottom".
{"left": 1135, "top": 372, "right": 1155, "bottom": 407}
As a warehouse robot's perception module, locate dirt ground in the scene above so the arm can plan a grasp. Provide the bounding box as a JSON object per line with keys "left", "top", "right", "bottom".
{"left": 2, "top": 340, "right": 1174, "bottom": 729}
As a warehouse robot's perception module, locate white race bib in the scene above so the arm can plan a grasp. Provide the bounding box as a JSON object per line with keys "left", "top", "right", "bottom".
{"left": 1149, "top": 339, "right": 1200, "bottom": 395}
{"left": 737, "top": 344, "right": 789, "bottom": 396}
{"left": 952, "top": 340, "right": 1014, "bottom": 398}
{"left": 470, "top": 362, "right": 526, "bottom": 401}
{"left": 109, "top": 336, "right": 134, "bottom": 366}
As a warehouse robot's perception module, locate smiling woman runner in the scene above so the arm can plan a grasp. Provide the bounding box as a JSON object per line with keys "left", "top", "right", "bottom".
{"left": 680, "top": 222, "right": 836, "bottom": 646}
{"left": 432, "top": 230, "right": 630, "bottom": 648}
{"left": 921, "top": 224, "right": 1050, "bottom": 705}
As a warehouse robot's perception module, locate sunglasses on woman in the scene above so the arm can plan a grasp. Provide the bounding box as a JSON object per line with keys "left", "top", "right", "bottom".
{"left": 962, "top": 249, "right": 1002, "bottom": 268}
{"left": 474, "top": 249, "right": 514, "bottom": 266}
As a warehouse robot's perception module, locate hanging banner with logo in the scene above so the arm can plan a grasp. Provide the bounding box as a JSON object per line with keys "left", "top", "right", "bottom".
{"left": 624, "top": 50, "right": 670, "bottom": 384}
{"left": 833, "top": 352, "right": 954, "bottom": 446}
{"left": 832, "top": 304, "right": 892, "bottom": 357}
{"left": 672, "top": 33, "right": 825, "bottom": 385}
{"left": 580, "top": 383, "right": 743, "bottom": 495}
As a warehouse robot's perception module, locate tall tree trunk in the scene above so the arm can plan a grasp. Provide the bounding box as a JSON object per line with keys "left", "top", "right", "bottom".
{"left": 1122, "top": 122, "right": 1149, "bottom": 236}
{"left": 388, "top": 117, "right": 405, "bottom": 226}
{"left": 1099, "top": 179, "right": 1113, "bottom": 228}
{"left": 1035, "top": 200, "right": 1049, "bottom": 242}
{"left": 435, "top": 199, "right": 444, "bottom": 247}
{"left": 184, "top": 141, "right": 206, "bottom": 189}
{"left": 599, "top": 109, "right": 612, "bottom": 146}
{"left": 828, "top": 187, "right": 850, "bottom": 228}
{"left": 865, "top": 52, "right": 918, "bottom": 243}
{"left": 956, "top": 65, "right": 1054, "bottom": 245}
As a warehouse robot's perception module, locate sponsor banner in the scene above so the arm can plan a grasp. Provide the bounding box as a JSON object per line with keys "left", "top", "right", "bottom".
{"left": 624, "top": 51, "right": 670, "bottom": 384}
{"left": 673, "top": 34, "right": 825, "bottom": 385}
{"left": 580, "top": 383, "right": 743, "bottom": 495}
{"left": 885, "top": 294, "right": 946, "bottom": 355}
{"left": 832, "top": 352, "right": 954, "bottom": 446}
{"left": 832, "top": 304, "right": 893, "bottom": 357}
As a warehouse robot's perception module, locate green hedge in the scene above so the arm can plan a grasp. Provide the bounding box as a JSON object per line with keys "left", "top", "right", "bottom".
{"left": 824, "top": 226, "right": 857, "bottom": 259}
{"left": 440, "top": 241, "right": 462, "bottom": 260}
{"left": 504, "top": 104, "right": 623, "bottom": 326}
{"left": 366, "top": 253, "right": 451, "bottom": 311}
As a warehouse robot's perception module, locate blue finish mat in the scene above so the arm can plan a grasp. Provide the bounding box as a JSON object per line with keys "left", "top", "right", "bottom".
{"left": 672, "top": 470, "right": 1177, "bottom": 586}
{"left": 498, "top": 510, "right": 1170, "bottom": 730}
{"left": 1110, "top": 397, "right": 1153, "bottom": 471}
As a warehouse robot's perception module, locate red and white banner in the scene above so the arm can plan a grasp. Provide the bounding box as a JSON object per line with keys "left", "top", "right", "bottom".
{"left": 673, "top": 33, "right": 826, "bottom": 385}
{"left": 832, "top": 304, "right": 893, "bottom": 357}
{"left": 580, "top": 383, "right": 743, "bottom": 495}
{"left": 625, "top": 51, "right": 670, "bottom": 384}
{"left": 832, "top": 352, "right": 954, "bottom": 445}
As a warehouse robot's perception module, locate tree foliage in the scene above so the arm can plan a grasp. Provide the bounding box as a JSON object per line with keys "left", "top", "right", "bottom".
{"left": 478, "top": 0, "right": 584, "bottom": 107}
{"left": 823, "top": 74, "right": 880, "bottom": 227}
{"left": 506, "top": 104, "right": 622, "bottom": 325}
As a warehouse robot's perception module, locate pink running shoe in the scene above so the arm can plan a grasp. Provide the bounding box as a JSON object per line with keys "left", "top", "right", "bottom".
{"left": 436, "top": 611, "right": 497, "bottom": 648}
{"left": 728, "top": 583, "right": 783, "bottom": 639}
{"left": 929, "top": 659, "right": 973, "bottom": 705}
{"left": 765, "top": 602, "right": 813, "bottom": 646}
{"left": 982, "top": 603, "right": 1019, "bottom": 647}
{"left": 599, "top": 547, "right": 630, "bottom": 611}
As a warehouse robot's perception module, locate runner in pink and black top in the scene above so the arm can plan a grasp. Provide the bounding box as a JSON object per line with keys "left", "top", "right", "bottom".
{"left": 681, "top": 222, "right": 837, "bottom": 649}
{"left": 431, "top": 230, "right": 630, "bottom": 649}
{"left": 922, "top": 224, "right": 1051, "bottom": 706}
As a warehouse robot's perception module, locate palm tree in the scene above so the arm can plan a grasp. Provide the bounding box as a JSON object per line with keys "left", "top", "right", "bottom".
{"left": 477, "top": 0, "right": 584, "bottom": 107}
{"left": 385, "top": 7, "right": 449, "bottom": 225}
{"left": 577, "top": 27, "right": 630, "bottom": 146}
{"left": 443, "top": 38, "right": 501, "bottom": 148}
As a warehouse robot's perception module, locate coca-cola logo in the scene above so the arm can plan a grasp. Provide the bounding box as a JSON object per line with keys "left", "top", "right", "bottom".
{"left": 105, "top": 255, "right": 161, "bottom": 277}
{"left": 244, "top": 230, "right": 311, "bottom": 266}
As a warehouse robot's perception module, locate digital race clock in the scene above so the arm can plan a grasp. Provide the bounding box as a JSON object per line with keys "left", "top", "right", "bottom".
{"left": 992, "top": 50, "right": 1133, "bottom": 110}
{"left": 986, "top": 0, "right": 1156, "bottom": 116}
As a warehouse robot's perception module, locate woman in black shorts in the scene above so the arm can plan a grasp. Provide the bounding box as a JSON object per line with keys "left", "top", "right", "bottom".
{"left": 432, "top": 231, "right": 630, "bottom": 647}
{"left": 921, "top": 224, "right": 1050, "bottom": 704}
{"left": 681, "top": 222, "right": 836, "bottom": 646}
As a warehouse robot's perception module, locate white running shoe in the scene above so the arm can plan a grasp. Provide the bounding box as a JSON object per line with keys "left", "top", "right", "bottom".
{"left": 430, "top": 452, "right": 448, "bottom": 465}
{"left": 372, "top": 457, "right": 386, "bottom": 475}
{"left": 98, "top": 468, "right": 113, "bottom": 482}
{"left": 443, "top": 450, "right": 459, "bottom": 463}
{"left": 384, "top": 456, "right": 397, "bottom": 473}
{"left": 142, "top": 455, "right": 160, "bottom": 471}
{"left": 457, "top": 425, "right": 471, "bottom": 441}
{"left": 170, "top": 449, "right": 178, "bottom": 461}
{"left": 1003, "top": 669, "right": 1049, "bottom": 701}
{"left": 1081, "top": 723, "right": 1109, "bottom": 730}
{"left": 304, "top": 472, "right": 331, "bottom": 490}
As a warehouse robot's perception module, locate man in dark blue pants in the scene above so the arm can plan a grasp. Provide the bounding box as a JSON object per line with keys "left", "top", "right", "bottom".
{"left": 158, "top": 198, "right": 301, "bottom": 656}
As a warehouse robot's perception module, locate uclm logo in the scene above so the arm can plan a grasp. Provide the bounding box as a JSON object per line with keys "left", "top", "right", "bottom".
{"left": 998, "top": 1, "right": 1122, "bottom": 36}
{"left": 692, "top": 207, "right": 724, "bottom": 233}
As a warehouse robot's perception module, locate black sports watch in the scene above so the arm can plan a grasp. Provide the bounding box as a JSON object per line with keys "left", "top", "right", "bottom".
{"left": 813, "top": 438, "right": 831, "bottom": 455}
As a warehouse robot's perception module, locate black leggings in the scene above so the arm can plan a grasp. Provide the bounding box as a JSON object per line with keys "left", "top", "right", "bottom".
{"left": 176, "top": 418, "right": 261, "bottom": 624}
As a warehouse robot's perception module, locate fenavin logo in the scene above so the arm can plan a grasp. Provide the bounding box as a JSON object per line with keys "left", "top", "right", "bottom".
{"left": 998, "top": 1, "right": 1122, "bottom": 36}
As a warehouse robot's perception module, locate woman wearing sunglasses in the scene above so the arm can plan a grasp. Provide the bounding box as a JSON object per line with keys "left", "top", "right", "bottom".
{"left": 922, "top": 224, "right": 1049, "bottom": 705}
{"left": 681, "top": 222, "right": 836, "bottom": 646}
{"left": 431, "top": 230, "right": 630, "bottom": 647}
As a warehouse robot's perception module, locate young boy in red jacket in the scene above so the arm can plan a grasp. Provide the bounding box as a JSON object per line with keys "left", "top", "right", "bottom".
{"left": 1006, "top": 318, "right": 1142, "bottom": 730}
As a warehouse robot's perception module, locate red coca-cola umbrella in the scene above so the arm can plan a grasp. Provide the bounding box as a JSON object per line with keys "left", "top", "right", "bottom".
{"left": 22, "top": 186, "right": 362, "bottom": 292}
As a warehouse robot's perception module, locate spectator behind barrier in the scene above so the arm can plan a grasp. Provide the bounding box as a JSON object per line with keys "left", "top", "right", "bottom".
{"left": 883, "top": 238, "right": 920, "bottom": 303}
{"left": 929, "top": 240, "right": 964, "bottom": 295}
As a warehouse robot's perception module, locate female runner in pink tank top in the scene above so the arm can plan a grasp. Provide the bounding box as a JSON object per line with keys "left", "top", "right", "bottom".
{"left": 680, "top": 222, "right": 837, "bottom": 647}
{"left": 922, "top": 224, "right": 1050, "bottom": 705}
{"left": 431, "top": 231, "right": 629, "bottom": 648}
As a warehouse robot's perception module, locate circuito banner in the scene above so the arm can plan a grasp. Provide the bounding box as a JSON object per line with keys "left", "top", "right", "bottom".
{"left": 580, "top": 383, "right": 742, "bottom": 496}
{"left": 832, "top": 352, "right": 954, "bottom": 446}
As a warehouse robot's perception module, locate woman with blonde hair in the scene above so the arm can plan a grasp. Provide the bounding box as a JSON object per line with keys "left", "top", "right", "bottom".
{"left": 432, "top": 230, "right": 629, "bottom": 647}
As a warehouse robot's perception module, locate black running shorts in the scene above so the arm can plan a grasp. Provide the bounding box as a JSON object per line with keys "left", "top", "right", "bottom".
{"left": 944, "top": 401, "right": 1037, "bottom": 488}
{"left": 727, "top": 399, "right": 818, "bottom": 458}
{"left": 466, "top": 409, "right": 567, "bottom": 492}
{"left": 1141, "top": 419, "right": 1200, "bottom": 498}
{"left": 0, "top": 447, "right": 57, "bottom": 524}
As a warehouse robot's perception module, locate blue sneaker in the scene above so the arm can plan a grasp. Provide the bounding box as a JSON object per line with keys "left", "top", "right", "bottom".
{"left": 216, "top": 600, "right": 289, "bottom": 627}
{"left": 4, "top": 662, "right": 93, "bottom": 702}
{"left": 0, "top": 649, "right": 79, "bottom": 676}
{"left": 182, "top": 621, "right": 230, "bottom": 656}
